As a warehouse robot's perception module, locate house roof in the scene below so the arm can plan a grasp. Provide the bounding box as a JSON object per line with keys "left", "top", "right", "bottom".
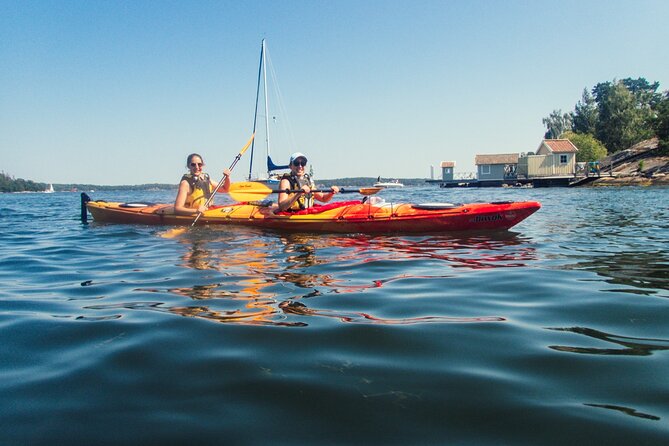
{"left": 474, "top": 153, "right": 519, "bottom": 165}
{"left": 540, "top": 139, "right": 578, "bottom": 153}
{"left": 440, "top": 161, "right": 455, "bottom": 168}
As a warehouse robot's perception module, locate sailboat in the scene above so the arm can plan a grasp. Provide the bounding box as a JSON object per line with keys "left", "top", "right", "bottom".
{"left": 44, "top": 183, "right": 54, "bottom": 193}
{"left": 247, "top": 39, "right": 290, "bottom": 184}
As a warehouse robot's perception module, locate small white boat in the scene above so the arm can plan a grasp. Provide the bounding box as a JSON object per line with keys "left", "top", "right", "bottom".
{"left": 373, "top": 179, "right": 404, "bottom": 188}
{"left": 44, "top": 184, "right": 54, "bottom": 193}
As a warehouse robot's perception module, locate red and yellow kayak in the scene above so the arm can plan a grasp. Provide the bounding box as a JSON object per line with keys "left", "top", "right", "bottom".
{"left": 84, "top": 194, "right": 540, "bottom": 233}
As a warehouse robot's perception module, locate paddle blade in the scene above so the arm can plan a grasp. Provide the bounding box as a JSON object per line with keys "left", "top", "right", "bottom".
{"left": 358, "top": 187, "right": 383, "bottom": 196}
{"left": 238, "top": 133, "right": 256, "bottom": 157}
{"left": 228, "top": 181, "right": 274, "bottom": 202}
{"left": 160, "top": 227, "right": 187, "bottom": 239}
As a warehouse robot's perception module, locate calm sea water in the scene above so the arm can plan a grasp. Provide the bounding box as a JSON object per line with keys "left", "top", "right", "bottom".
{"left": 1, "top": 185, "right": 668, "bottom": 445}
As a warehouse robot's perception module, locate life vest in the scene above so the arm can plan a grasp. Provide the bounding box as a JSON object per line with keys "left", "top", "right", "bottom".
{"left": 281, "top": 173, "right": 314, "bottom": 211}
{"left": 181, "top": 173, "right": 212, "bottom": 208}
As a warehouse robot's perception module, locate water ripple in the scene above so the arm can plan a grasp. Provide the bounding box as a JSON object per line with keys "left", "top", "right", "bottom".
{"left": 548, "top": 326, "right": 669, "bottom": 356}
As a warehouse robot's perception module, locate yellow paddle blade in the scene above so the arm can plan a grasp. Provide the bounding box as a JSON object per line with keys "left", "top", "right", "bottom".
{"left": 228, "top": 181, "right": 274, "bottom": 202}
{"left": 359, "top": 187, "right": 383, "bottom": 195}
{"left": 159, "top": 227, "right": 187, "bottom": 239}
{"left": 238, "top": 133, "right": 256, "bottom": 156}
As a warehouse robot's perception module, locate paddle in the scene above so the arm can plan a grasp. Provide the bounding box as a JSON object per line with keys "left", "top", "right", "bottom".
{"left": 228, "top": 181, "right": 382, "bottom": 202}
{"left": 161, "top": 133, "right": 255, "bottom": 238}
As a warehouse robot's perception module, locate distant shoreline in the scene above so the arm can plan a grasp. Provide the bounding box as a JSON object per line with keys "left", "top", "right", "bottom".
{"left": 5, "top": 174, "right": 669, "bottom": 194}
{"left": 45, "top": 178, "right": 429, "bottom": 191}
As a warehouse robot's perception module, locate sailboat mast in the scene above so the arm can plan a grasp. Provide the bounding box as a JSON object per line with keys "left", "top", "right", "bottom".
{"left": 248, "top": 40, "right": 265, "bottom": 181}
{"left": 261, "top": 40, "right": 271, "bottom": 177}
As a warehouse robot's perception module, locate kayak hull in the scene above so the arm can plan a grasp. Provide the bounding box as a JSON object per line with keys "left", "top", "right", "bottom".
{"left": 85, "top": 198, "right": 541, "bottom": 234}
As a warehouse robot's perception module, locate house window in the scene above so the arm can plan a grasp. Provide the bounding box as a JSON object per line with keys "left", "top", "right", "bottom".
{"left": 480, "top": 165, "right": 491, "bottom": 175}
{"left": 560, "top": 155, "right": 568, "bottom": 164}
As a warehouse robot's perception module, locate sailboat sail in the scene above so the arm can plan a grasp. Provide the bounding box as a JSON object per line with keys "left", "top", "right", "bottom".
{"left": 247, "top": 39, "right": 290, "bottom": 183}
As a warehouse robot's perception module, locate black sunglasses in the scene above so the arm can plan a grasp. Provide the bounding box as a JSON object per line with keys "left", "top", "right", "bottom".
{"left": 190, "top": 163, "right": 203, "bottom": 168}
{"left": 293, "top": 159, "right": 307, "bottom": 167}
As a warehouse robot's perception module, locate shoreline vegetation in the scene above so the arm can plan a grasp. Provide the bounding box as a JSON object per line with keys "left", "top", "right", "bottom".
{"left": 3, "top": 171, "right": 669, "bottom": 193}
{"left": 1, "top": 177, "right": 427, "bottom": 193}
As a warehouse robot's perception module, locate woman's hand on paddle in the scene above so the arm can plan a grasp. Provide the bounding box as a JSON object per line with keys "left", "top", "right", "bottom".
{"left": 215, "top": 168, "right": 232, "bottom": 193}
{"left": 312, "top": 185, "right": 338, "bottom": 203}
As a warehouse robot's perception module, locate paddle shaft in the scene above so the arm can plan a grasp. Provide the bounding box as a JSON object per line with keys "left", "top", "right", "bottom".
{"left": 273, "top": 188, "right": 354, "bottom": 195}
{"left": 191, "top": 133, "right": 255, "bottom": 226}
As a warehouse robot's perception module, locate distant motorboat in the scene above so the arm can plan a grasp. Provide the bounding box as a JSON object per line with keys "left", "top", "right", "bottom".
{"left": 373, "top": 179, "right": 404, "bottom": 188}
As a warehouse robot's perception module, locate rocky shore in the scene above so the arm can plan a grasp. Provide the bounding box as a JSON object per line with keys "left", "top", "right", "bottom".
{"left": 590, "top": 173, "right": 669, "bottom": 186}
{"left": 588, "top": 138, "right": 669, "bottom": 186}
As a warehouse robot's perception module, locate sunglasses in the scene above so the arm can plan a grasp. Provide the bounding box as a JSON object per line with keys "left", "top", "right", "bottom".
{"left": 292, "top": 160, "right": 307, "bottom": 167}
{"left": 190, "top": 163, "right": 203, "bottom": 168}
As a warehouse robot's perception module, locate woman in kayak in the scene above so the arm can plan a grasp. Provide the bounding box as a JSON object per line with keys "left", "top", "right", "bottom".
{"left": 174, "top": 153, "right": 231, "bottom": 215}
{"left": 276, "top": 152, "right": 339, "bottom": 212}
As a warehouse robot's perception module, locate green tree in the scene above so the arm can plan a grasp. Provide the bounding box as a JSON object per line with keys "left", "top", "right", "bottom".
{"left": 571, "top": 88, "right": 598, "bottom": 134}
{"left": 622, "top": 77, "right": 661, "bottom": 136}
{"left": 594, "top": 80, "right": 654, "bottom": 153}
{"left": 0, "top": 172, "right": 46, "bottom": 192}
{"left": 622, "top": 77, "right": 662, "bottom": 109}
{"left": 562, "top": 131, "right": 607, "bottom": 162}
{"left": 654, "top": 91, "right": 669, "bottom": 154}
{"left": 542, "top": 109, "right": 573, "bottom": 139}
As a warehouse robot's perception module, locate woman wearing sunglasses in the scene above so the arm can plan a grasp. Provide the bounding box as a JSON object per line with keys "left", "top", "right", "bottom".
{"left": 276, "top": 152, "right": 339, "bottom": 212}
{"left": 174, "top": 153, "right": 231, "bottom": 215}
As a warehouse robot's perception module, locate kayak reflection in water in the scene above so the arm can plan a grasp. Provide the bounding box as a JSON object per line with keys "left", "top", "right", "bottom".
{"left": 279, "top": 301, "right": 505, "bottom": 324}
{"left": 174, "top": 153, "right": 231, "bottom": 216}
{"left": 276, "top": 152, "right": 340, "bottom": 212}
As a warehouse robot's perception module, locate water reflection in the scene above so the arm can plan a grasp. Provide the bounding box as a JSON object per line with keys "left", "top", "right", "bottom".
{"left": 559, "top": 251, "right": 669, "bottom": 295}
{"left": 180, "top": 238, "right": 216, "bottom": 270}
{"left": 276, "top": 234, "right": 334, "bottom": 289}
{"left": 584, "top": 403, "right": 661, "bottom": 421}
{"left": 548, "top": 326, "right": 669, "bottom": 356}
{"left": 130, "top": 229, "right": 538, "bottom": 326}
{"left": 165, "top": 230, "right": 282, "bottom": 324}
{"left": 321, "top": 232, "right": 537, "bottom": 270}
{"left": 167, "top": 304, "right": 305, "bottom": 327}
{"left": 279, "top": 300, "right": 504, "bottom": 324}
{"left": 84, "top": 300, "right": 303, "bottom": 327}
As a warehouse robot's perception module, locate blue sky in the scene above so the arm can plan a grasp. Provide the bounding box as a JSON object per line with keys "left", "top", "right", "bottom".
{"left": 2, "top": 0, "right": 668, "bottom": 185}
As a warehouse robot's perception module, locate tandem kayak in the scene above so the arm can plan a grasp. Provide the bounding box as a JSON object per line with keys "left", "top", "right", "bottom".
{"left": 82, "top": 193, "right": 540, "bottom": 234}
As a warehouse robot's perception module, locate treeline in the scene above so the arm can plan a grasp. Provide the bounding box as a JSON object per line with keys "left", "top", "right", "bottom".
{"left": 1, "top": 171, "right": 47, "bottom": 193}
{"left": 0, "top": 173, "right": 178, "bottom": 193}
{"left": 543, "top": 77, "right": 669, "bottom": 161}
{"left": 56, "top": 183, "right": 176, "bottom": 191}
